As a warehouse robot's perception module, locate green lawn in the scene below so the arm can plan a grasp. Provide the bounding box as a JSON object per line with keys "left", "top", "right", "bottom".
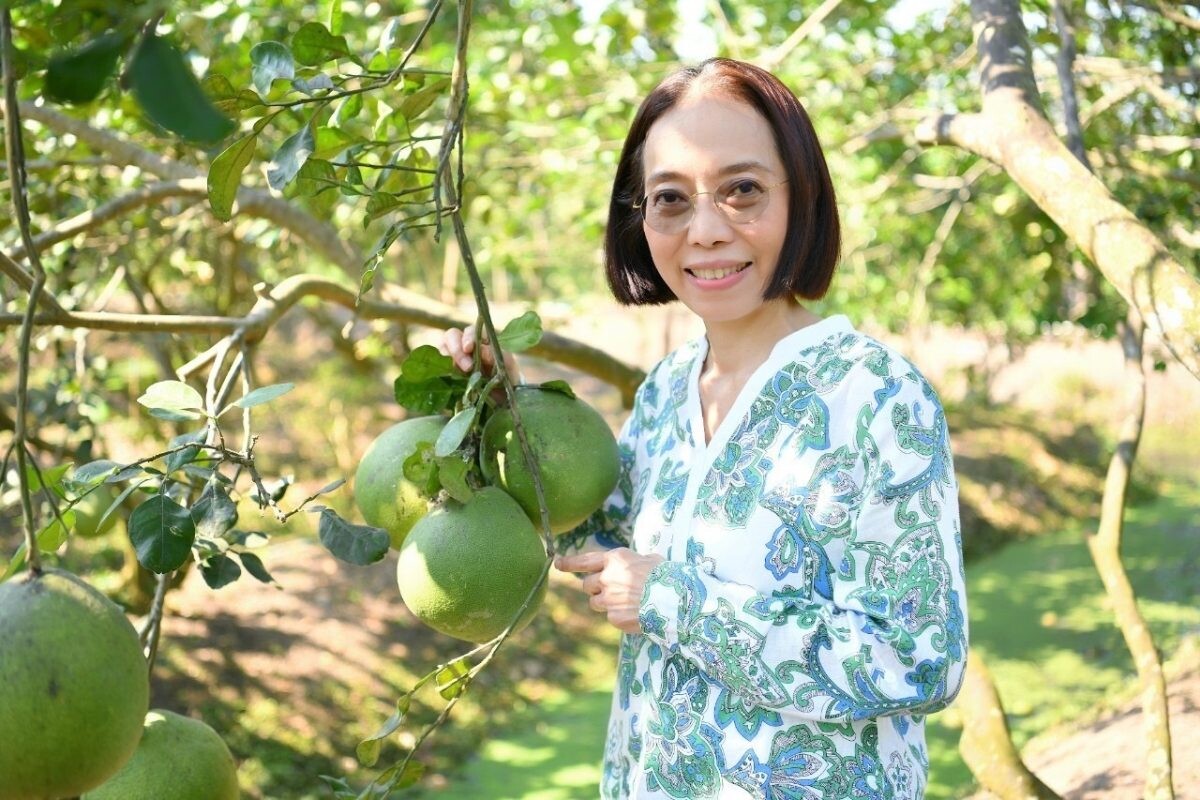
{"left": 439, "top": 478, "right": 1200, "bottom": 799}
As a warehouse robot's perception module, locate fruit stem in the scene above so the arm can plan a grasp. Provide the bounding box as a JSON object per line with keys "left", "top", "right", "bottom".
{"left": 3, "top": 9, "right": 46, "bottom": 575}
{"left": 141, "top": 571, "right": 171, "bottom": 674}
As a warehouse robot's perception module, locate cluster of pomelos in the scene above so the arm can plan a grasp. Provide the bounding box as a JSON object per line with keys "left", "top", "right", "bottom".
{"left": 0, "top": 568, "right": 239, "bottom": 799}
{"left": 354, "top": 385, "right": 620, "bottom": 644}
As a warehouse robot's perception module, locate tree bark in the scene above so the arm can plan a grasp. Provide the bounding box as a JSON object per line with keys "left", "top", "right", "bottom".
{"left": 958, "top": 654, "right": 1061, "bottom": 799}
{"left": 914, "top": 0, "right": 1200, "bottom": 381}
{"left": 1085, "top": 313, "right": 1175, "bottom": 799}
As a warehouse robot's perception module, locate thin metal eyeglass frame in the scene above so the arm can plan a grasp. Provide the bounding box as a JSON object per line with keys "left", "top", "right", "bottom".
{"left": 632, "top": 178, "right": 789, "bottom": 233}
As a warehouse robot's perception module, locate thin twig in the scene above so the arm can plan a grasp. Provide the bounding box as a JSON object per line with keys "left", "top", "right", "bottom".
{"left": 141, "top": 571, "right": 171, "bottom": 674}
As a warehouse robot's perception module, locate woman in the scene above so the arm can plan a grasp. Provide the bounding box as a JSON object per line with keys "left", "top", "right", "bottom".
{"left": 444, "top": 58, "right": 967, "bottom": 800}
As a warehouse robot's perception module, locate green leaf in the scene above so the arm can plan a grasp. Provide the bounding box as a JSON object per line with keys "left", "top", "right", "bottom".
{"left": 435, "top": 407, "right": 476, "bottom": 457}
{"left": 207, "top": 133, "right": 258, "bottom": 222}
{"left": 95, "top": 480, "right": 151, "bottom": 533}
{"left": 331, "top": 93, "right": 362, "bottom": 128}
{"left": 434, "top": 456, "right": 473, "bottom": 503}
{"left": 498, "top": 310, "right": 543, "bottom": 353}
{"left": 237, "top": 551, "right": 275, "bottom": 584}
{"left": 356, "top": 695, "right": 410, "bottom": 767}
{"left": 364, "top": 191, "right": 401, "bottom": 223}
{"left": 292, "top": 21, "right": 354, "bottom": 66}
{"left": 402, "top": 442, "right": 441, "bottom": 498}
{"left": 44, "top": 32, "right": 126, "bottom": 104}
{"left": 266, "top": 124, "right": 315, "bottom": 191}
{"left": 394, "top": 377, "right": 458, "bottom": 416}
{"left": 24, "top": 462, "right": 71, "bottom": 495}
{"left": 233, "top": 382, "right": 295, "bottom": 410}
{"left": 250, "top": 41, "right": 294, "bottom": 96}
{"left": 313, "top": 127, "right": 360, "bottom": 160}
{"left": 435, "top": 659, "right": 470, "bottom": 700}
{"left": 137, "top": 380, "right": 205, "bottom": 420}
{"left": 192, "top": 483, "right": 238, "bottom": 539}
{"left": 202, "top": 74, "right": 264, "bottom": 115}
{"left": 401, "top": 345, "right": 456, "bottom": 381}
{"left": 291, "top": 159, "right": 339, "bottom": 217}
{"left": 327, "top": 0, "right": 345, "bottom": 35}
{"left": 200, "top": 553, "right": 242, "bottom": 589}
{"left": 129, "top": 495, "right": 197, "bottom": 573}
{"left": 538, "top": 379, "right": 576, "bottom": 399}
{"left": 130, "top": 35, "right": 235, "bottom": 143}
{"left": 37, "top": 511, "right": 75, "bottom": 553}
{"left": 292, "top": 73, "right": 336, "bottom": 95}
{"left": 317, "top": 508, "right": 389, "bottom": 565}
{"left": 67, "top": 459, "right": 121, "bottom": 491}
{"left": 397, "top": 78, "right": 450, "bottom": 123}
{"left": 166, "top": 429, "right": 208, "bottom": 473}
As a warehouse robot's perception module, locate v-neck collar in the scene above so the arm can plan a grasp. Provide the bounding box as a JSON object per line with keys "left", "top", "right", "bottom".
{"left": 686, "top": 314, "right": 853, "bottom": 453}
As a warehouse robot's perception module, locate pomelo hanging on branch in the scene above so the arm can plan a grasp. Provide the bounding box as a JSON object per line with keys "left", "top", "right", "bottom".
{"left": 84, "top": 709, "right": 239, "bottom": 800}
{"left": 0, "top": 568, "right": 149, "bottom": 800}
{"left": 480, "top": 385, "right": 620, "bottom": 534}
{"left": 396, "top": 487, "right": 547, "bottom": 644}
{"left": 354, "top": 415, "right": 447, "bottom": 549}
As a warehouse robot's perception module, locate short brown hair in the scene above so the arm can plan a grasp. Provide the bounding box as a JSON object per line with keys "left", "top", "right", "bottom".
{"left": 604, "top": 58, "right": 841, "bottom": 305}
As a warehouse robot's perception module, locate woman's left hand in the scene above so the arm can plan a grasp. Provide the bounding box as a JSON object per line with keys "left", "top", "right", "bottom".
{"left": 555, "top": 549, "right": 665, "bottom": 635}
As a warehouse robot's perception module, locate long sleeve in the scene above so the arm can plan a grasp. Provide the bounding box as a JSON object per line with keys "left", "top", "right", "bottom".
{"left": 637, "top": 369, "right": 968, "bottom": 725}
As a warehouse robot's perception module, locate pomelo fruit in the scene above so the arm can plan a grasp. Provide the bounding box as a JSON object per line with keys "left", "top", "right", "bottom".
{"left": 73, "top": 484, "right": 121, "bottom": 539}
{"left": 84, "top": 709, "right": 239, "bottom": 800}
{"left": 397, "top": 487, "right": 547, "bottom": 643}
{"left": 0, "top": 568, "right": 149, "bottom": 800}
{"left": 354, "top": 415, "right": 447, "bottom": 548}
{"left": 480, "top": 387, "right": 620, "bottom": 534}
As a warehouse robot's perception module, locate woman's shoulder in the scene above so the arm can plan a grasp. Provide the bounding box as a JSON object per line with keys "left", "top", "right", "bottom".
{"left": 799, "top": 317, "right": 941, "bottom": 403}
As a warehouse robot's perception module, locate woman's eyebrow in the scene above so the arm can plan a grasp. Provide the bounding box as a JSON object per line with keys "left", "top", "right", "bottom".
{"left": 646, "top": 160, "right": 772, "bottom": 184}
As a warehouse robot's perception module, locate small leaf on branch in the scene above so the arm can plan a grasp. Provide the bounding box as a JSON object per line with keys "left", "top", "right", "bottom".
{"left": 317, "top": 508, "right": 389, "bottom": 565}
{"left": 129, "top": 495, "right": 197, "bottom": 573}
{"left": 37, "top": 511, "right": 75, "bottom": 553}
{"left": 292, "top": 73, "right": 336, "bottom": 95}
{"left": 498, "top": 310, "right": 543, "bottom": 354}
{"left": 202, "top": 74, "right": 264, "bottom": 115}
{"left": 200, "top": 553, "right": 242, "bottom": 589}
{"left": 397, "top": 79, "right": 450, "bottom": 123}
{"left": 434, "top": 456, "right": 473, "bottom": 503}
{"left": 401, "top": 346, "right": 455, "bottom": 381}
{"left": 24, "top": 462, "right": 71, "bottom": 496}
{"left": 95, "top": 480, "right": 152, "bottom": 533}
{"left": 192, "top": 483, "right": 238, "bottom": 539}
{"left": 266, "top": 124, "right": 316, "bottom": 191}
{"left": 394, "top": 377, "right": 459, "bottom": 416}
{"left": 326, "top": 0, "right": 345, "bottom": 35}
{"left": 290, "top": 159, "right": 339, "bottom": 216}
{"left": 44, "top": 32, "right": 127, "bottom": 104}
{"left": 237, "top": 551, "right": 276, "bottom": 584}
{"left": 208, "top": 133, "right": 259, "bottom": 222}
{"left": 538, "top": 379, "right": 576, "bottom": 399}
{"left": 67, "top": 459, "right": 121, "bottom": 491}
{"left": 313, "top": 127, "right": 360, "bottom": 160}
{"left": 435, "top": 407, "right": 477, "bottom": 457}
{"left": 251, "top": 475, "right": 292, "bottom": 506}
{"left": 130, "top": 35, "right": 235, "bottom": 143}
{"left": 233, "top": 382, "right": 295, "bottom": 410}
{"left": 292, "top": 21, "right": 355, "bottom": 66}
{"left": 402, "top": 443, "right": 441, "bottom": 498}
{"left": 331, "top": 93, "right": 362, "bottom": 128}
{"left": 228, "top": 530, "right": 271, "bottom": 549}
{"left": 435, "top": 659, "right": 471, "bottom": 700}
{"left": 250, "top": 41, "right": 295, "bottom": 96}
{"left": 137, "top": 380, "right": 205, "bottom": 421}
{"left": 356, "top": 695, "right": 410, "bottom": 767}
{"left": 166, "top": 429, "right": 208, "bottom": 474}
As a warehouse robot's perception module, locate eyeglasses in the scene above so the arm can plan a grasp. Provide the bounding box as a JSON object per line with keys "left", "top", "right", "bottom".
{"left": 633, "top": 178, "right": 788, "bottom": 235}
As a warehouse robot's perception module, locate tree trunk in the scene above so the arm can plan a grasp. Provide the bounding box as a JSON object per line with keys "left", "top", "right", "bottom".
{"left": 958, "top": 654, "right": 1061, "bottom": 799}
{"left": 1085, "top": 312, "right": 1175, "bottom": 799}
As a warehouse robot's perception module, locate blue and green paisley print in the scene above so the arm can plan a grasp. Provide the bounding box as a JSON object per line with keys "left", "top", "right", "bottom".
{"left": 567, "top": 315, "right": 967, "bottom": 799}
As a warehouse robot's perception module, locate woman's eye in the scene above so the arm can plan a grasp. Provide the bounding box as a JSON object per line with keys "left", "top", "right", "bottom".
{"left": 652, "top": 190, "right": 689, "bottom": 209}
{"left": 725, "top": 179, "right": 765, "bottom": 201}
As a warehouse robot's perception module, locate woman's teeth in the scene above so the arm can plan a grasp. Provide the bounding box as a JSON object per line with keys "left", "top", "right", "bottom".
{"left": 689, "top": 264, "right": 748, "bottom": 280}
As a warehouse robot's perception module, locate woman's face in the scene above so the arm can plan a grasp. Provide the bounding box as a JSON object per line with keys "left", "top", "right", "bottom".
{"left": 639, "top": 92, "right": 790, "bottom": 326}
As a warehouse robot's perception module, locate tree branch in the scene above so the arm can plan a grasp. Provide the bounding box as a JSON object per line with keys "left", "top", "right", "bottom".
{"left": 933, "top": 0, "right": 1200, "bottom": 380}
{"left": 0, "top": 273, "right": 646, "bottom": 405}
{"left": 760, "top": 0, "right": 845, "bottom": 70}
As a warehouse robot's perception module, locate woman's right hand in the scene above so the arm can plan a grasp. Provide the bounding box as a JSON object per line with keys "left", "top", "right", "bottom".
{"left": 440, "top": 325, "right": 521, "bottom": 380}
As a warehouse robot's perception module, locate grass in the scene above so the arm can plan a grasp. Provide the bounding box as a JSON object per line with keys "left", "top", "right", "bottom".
{"left": 438, "top": 477, "right": 1200, "bottom": 800}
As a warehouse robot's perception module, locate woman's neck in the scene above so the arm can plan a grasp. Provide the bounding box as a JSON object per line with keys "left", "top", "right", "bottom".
{"left": 701, "top": 300, "right": 821, "bottom": 382}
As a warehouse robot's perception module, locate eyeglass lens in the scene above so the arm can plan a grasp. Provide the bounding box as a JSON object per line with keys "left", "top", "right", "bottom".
{"left": 641, "top": 178, "right": 773, "bottom": 234}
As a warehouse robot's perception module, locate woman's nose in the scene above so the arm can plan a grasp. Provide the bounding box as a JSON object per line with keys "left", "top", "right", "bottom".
{"left": 686, "top": 194, "right": 734, "bottom": 247}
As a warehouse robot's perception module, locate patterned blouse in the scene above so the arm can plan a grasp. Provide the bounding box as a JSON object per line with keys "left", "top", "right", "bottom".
{"left": 562, "top": 315, "right": 968, "bottom": 799}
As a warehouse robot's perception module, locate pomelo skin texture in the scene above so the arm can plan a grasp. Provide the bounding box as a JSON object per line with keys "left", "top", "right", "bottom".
{"left": 480, "top": 388, "right": 620, "bottom": 534}
{"left": 0, "top": 568, "right": 149, "bottom": 800}
{"left": 397, "top": 487, "right": 548, "bottom": 643}
{"left": 83, "top": 709, "right": 239, "bottom": 800}
{"left": 354, "top": 415, "right": 447, "bottom": 549}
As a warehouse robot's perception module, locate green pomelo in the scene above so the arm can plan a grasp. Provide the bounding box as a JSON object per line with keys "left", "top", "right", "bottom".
{"left": 397, "top": 487, "right": 547, "bottom": 643}
{"left": 73, "top": 485, "right": 120, "bottom": 539}
{"left": 84, "top": 709, "right": 239, "bottom": 800}
{"left": 354, "top": 415, "right": 447, "bottom": 549}
{"left": 0, "top": 568, "right": 150, "bottom": 800}
{"left": 480, "top": 388, "right": 620, "bottom": 534}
